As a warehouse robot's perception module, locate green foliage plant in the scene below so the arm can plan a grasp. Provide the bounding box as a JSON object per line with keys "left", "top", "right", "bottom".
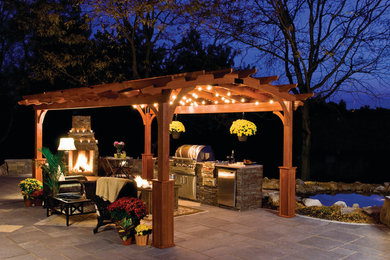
{"left": 39, "top": 147, "right": 65, "bottom": 197}
{"left": 117, "top": 217, "right": 136, "bottom": 241}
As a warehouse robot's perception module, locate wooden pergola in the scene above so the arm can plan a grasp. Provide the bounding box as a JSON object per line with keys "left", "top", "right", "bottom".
{"left": 19, "top": 68, "right": 312, "bottom": 248}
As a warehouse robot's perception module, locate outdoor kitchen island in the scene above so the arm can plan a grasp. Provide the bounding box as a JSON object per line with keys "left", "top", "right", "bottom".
{"left": 196, "top": 162, "right": 263, "bottom": 211}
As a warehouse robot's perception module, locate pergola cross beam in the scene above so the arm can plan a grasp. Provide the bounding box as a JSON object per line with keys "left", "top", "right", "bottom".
{"left": 18, "top": 68, "right": 312, "bottom": 249}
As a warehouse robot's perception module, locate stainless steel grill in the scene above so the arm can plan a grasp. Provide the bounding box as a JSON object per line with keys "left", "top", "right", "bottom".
{"left": 171, "top": 145, "right": 215, "bottom": 200}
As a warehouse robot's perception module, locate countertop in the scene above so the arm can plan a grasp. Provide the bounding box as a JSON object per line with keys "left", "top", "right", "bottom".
{"left": 215, "top": 163, "right": 263, "bottom": 169}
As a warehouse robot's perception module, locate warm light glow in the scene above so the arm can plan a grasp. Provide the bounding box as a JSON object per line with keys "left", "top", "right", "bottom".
{"left": 140, "top": 104, "right": 145, "bottom": 108}
{"left": 214, "top": 101, "right": 218, "bottom": 104}
{"left": 255, "top": 101, "right": 259, "bottom": 105}
{"left": 197, "top": 86, "right": 202, "bottom": 91}
{"left": 207, "top": 85, "right": 212, "bottom": 90}
{"left": 241, "top": 98, "right": 246, "bottom": 103}
{"left": 188, "top": 98, "right": 192, "bottom": 102}
{"left": 270, "top": 99, "right": 274, "bottom": 104}
{"left": 58, "top": 138, "right": 76, "bottom": 151}
{"left": 224, "top": 99, "right": 230, "bottom": 103}
{"left": 133, "top": 105, "right": 137, "bottom": 108}
{"left": 73, "top": 151, "right": 92, "bottom": 173}
{"left": 232, "top": 99, "right": 236, "bottom": 103}
{"left": 172, "top": 95, "right": 177, "bottom": 100}
{"left": 154, "top": 103, "right": 158, "bottom": 107}
{"left": 192, "top": 93, "right": 198, "bottom": 98}
{"left": 201, "top": 101, "right": 205, "bottom": 105}
{"left": 183, "top": 96, "right": 187, "bottom": 100}
{"left": 221, "top": 97, "right": 225, "bottom": 101}
{"left": 135, "top": 176, "right": 151, "bottom": 188}
{"left": 227, "top": 92, "right": 231, "bottom": 96}
{"left": 169, "top": 101, "right": 173, "bottom": 105}
{"left": 180, "top": 101, "right": 185, "bottom": 105}
{"left": 216, "top": 93, "right": 220, "bottom": 97}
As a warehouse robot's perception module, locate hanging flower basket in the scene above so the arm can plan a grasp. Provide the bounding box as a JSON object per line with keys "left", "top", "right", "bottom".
{"left": 169, "top": 121, "right": 185, "bottom": 139}
{"left": 230, "top": 119, "right": 257, "bottom": 142}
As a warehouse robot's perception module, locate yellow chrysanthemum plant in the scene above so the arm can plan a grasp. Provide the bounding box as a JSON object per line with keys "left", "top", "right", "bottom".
{"left": 169, "top": 120, "right": 185, "bottom": 133}
{"left": 135, "top": 224, "right": 152, "bottom": 236}
{"left": 230, "top": 119, "right": 257, "bottom": 137}
{"left": 18, "top": 178, "right": 43, "bottom": 200}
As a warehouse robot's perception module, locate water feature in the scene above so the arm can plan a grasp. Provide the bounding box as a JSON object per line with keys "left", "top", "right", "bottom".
{"left": 309, "top": 193, "right": 385, "bottom": 207}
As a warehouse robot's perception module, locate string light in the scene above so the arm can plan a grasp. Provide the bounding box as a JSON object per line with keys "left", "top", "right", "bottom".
{"left": 197, "top": 86, "right": 202, "bottom": 91}
{"left": 183, "top": 96, "right": 187, "bottom": 100}
{"left": 140, "top": 104, "right": 145, "bottom": 108}
{"left": 221, "top": 97, "right": 225, "bottom": 101}
{"left": 232, "top": 99, "right": 236, "bottom": 103}
{"left": 270, "top": 99, "right": 274, "bottom": 104}
{"left": 169, "top": 101, "right": 173, "bottom": 105}
{"left": 207, "top": 85, "right": 212, "bottom": 90}
{"left": 216, "top": 93, "right": 220, "bottom": 97}
{"left": 172, "top": 95, "right": 176, "bottom": 100}
{"left": 154, "top": 103, "right": 158, "bottom": 107}
{"left": 227, "top": 92, "right": 231, "bottom": 96}
{"left": 132, "top": 105, "right": 137, "bottom": 108}
{"left": 255, "top": 101, "right": 259, "bottom": 105}
{"left": 201, "top": 101, "right": 205, "bottom": 105}
{"left": 214, "top": 100, "right": 218, "bottom": 104}
{"left": 241, "top": 98, "right": 245, "bottom": 103}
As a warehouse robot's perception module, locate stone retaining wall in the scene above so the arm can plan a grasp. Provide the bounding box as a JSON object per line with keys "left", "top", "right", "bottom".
{"left": 263, "top": 177, "right": 390, "bottom": 195}
{"left": 4, "top": 159, "right": 33, "bottom": 176}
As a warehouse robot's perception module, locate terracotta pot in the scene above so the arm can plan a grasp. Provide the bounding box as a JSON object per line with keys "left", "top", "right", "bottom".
{"left": 122, "top": 238, "right": 132, "bottom": 246}
{"left": 24, "top": 199, "right": 33, "bottom": 207}
{"left": 171, "top": 132, "right": 180, "bottom": 139}
{"left": 135, "top": 235, "right": 148, "bottom": 246}
{"left": 238, "top": 135, "right": 248, "bottom": 142}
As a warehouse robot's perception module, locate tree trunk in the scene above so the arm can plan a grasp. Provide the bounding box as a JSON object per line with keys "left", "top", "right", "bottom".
{"left": 300, "top": 102, "right": 311, "bottom": 180}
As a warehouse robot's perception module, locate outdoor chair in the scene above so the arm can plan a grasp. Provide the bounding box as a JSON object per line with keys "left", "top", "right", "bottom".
{"left": 92, "top": 178, "right": 138, "bottom": 234}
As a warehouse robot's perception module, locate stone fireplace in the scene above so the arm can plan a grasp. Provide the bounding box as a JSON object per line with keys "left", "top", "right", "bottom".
{"left": 67, "top": 116, "right": 98, "bottom": 176}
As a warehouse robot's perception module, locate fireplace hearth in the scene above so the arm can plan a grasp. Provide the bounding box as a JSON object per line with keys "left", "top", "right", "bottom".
{"left": 67, "top": 116, "right": 98, "bottom": 176}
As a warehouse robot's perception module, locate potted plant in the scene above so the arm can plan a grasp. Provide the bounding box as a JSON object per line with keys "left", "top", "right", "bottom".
{"left": 39, "top": 147, "right": 65, "bottom": 199}
{"left": 31, "top": 189, "right": 44, "bottom": 206}
{"left": 135, "top": 224, "right": 152, "bottom": 246}
{"left": 230, "top": 119, "right": 257, "bottom": 141}
{"left": 107, "top": 197, "right": 149, "bottom": 245}
{"left": 116, "top": 217, "right": 137, "bottom": 245}
{"left": 113, "top": 141, "right": 125, "bottom": 158}
{"left": 169, "top": 120, "right": 185, "bottom": 139}
{"left": 18, "top": 178, "right": 43, "bottom": 207}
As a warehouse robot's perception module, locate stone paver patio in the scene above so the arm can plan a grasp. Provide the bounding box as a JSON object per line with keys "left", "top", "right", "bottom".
{"left": 1, "top": 175, "right": 389, "bottom": 260}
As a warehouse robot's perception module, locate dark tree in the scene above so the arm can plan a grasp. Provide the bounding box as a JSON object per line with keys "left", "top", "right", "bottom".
{"left": 165, "top": 29, "right": 236, "bottom": 74}
{"left": 195, "top": 0, "right": 390, "bottom": 180}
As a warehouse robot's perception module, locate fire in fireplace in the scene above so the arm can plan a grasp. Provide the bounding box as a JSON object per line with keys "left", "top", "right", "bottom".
{"left": 67, "top": 116, "right": 99, "bottom": 176}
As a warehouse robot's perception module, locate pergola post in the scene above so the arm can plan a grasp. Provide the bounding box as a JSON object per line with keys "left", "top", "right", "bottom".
{"left": 152, "top": 101, "right": 175, "bottom": 248}
{"left": 34, "top": 109, "right": 47, "bottom": 182}
{"left": 277, "top": 101, "right": 296, "bottom": 218}
{"left": 136, "top": 106, "right": 156, "bottom": 180}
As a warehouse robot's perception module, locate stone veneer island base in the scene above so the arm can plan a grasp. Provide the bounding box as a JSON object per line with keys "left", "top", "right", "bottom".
{"left": 196, "top": 163, "right": 263, "bottom": 211}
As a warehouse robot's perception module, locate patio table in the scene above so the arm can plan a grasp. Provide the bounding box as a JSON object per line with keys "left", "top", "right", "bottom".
{"left": 101, "top": 156, "right": 135, "bottom": 178}
{"left": 47, "top": 194, "right": 93, "bottom": 226}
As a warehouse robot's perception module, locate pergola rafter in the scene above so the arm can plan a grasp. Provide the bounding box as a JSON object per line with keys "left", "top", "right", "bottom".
{"left": 19, "top": 68, "right": 313, "bottom": 249}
